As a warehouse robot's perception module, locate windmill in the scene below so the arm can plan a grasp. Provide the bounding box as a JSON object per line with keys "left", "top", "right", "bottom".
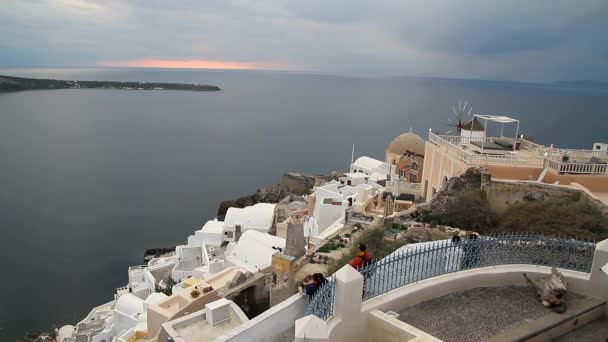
{"left": 447, "top": 100, "right": 473, "bottom": 134}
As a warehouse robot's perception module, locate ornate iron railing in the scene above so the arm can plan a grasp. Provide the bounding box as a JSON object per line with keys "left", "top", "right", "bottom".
{"left": 306, "top": 233, "right": 595, "bottom": 319}
{"left": 304, "top": 277, "right": 336, "bottom": 320}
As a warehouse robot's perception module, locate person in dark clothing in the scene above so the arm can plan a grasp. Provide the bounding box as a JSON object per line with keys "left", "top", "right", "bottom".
{"left": 461, "top": 233, "right": 481, "bottom": 269}
{"left": 302, "top": 273, "right": 328, "bottom": 300}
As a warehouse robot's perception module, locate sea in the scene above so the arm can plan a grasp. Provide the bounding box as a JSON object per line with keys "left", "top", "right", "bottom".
{"left": 0, "top": 68, "right": 606, "bottom": 340}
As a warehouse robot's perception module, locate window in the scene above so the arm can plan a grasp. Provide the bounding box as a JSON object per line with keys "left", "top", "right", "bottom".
{"left": 597, "top": 146, "right": 601, "bottom": 150}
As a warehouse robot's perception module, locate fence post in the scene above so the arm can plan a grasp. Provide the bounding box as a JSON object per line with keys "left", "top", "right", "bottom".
{"left": 333, "top": 265, "right": 365, "bottom": 341}
{"left": 586, "top": 239, "right": 608, "bottom": 302}
{"left": 296, "top": 265, "right": 364, "bottom": 342}
{"left": 335, "top": 265, "right": 364, "bottom": 316}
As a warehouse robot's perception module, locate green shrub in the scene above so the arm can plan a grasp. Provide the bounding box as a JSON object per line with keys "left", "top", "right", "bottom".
{"left": 445, "top": 190, "right": 498, "bottom": 232}
{"left": 317, "top": 241, "right": 344, "bottom": 253}
{"left": 327, "top": 227, "right": 404, "bottom": 274}
{"left": 417, "top": 212, "right": 450, "bottom": 225}
{"left": 498, "top": 197, "right": 608, "bottom": 240}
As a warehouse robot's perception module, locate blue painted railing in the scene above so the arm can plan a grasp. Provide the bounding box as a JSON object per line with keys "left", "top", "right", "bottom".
{"left": 306, "top": 233, "right": 596, "bottom": 320}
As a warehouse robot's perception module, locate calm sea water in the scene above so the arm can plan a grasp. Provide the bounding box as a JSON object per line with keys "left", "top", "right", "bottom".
{"left": 0, "top": 68, "right": 606, "bottom": 340}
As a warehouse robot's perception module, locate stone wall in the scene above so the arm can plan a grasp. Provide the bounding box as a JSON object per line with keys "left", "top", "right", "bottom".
{"left": 428, "top": 166, "right": 491, "bottom": 213}
{"left": 489, "top": 180, "right": 608, "bottom": 215}
{"left": 427, "top": 166, "right": 607, "bottom": 215}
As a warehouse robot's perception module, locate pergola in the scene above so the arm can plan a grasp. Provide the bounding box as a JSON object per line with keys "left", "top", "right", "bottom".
{"left": 472, "top": 114, "right": 520, "bottom": 152}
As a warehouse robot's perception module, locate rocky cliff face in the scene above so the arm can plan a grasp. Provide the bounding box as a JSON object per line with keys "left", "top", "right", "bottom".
{"left": 428, "top": 166, "right": 491, "bottom": 213}
{"left": 217, "top": 184, "right": 288, "bottom": 218}
{"left": 216, "top": 172, "right": 336, "bottom": 218}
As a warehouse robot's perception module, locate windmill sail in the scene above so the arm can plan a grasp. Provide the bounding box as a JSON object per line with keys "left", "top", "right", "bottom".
{"left": 447, "top": 100, "right": 473, "bottom": 134}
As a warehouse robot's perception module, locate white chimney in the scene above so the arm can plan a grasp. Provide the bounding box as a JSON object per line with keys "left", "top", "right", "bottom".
{"left": 206, "top": 298, "right": 231, "bottom": 325}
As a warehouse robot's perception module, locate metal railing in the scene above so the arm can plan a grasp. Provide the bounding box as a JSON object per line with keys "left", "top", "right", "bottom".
{"left": 304, "top": 277, "right": 336, "bottom": 320}
{"left": 306, "top": 233, "right": 595, "bottom": 320}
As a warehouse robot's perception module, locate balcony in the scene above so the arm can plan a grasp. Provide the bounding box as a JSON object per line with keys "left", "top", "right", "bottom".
{"left": 428, "top": 132, "right": 607, "bottom": 175}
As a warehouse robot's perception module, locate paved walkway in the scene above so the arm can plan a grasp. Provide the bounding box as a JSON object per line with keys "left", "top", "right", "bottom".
{"left": 554, "top": 316, "right": 608, "bottom": 342}
{"left": 398, "top": 286, "right": 561, "bottom": 342}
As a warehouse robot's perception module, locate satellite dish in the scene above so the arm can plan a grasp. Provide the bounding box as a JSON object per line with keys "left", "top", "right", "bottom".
{"left": 447, "top": 100, "right": 473, "bottom": 134}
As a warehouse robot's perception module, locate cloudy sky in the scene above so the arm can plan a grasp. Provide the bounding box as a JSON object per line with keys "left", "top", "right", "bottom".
{"left": 1, "top": 0, "right": 607, "bottom": 81}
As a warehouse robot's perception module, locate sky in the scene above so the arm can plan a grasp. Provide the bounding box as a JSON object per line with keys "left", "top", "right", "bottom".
{"left": 1, "top": 0, "right": 607, "bottom": 81}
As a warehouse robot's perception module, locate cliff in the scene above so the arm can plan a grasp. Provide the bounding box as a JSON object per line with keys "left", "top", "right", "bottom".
{"left": 216, "top": 172, "right": 337, "bottom": 218}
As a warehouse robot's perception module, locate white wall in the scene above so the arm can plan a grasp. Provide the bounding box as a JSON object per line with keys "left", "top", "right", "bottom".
{"left": 225, "top": 230, "right": 285, "bottom": 271}
{"left": 189, "top": 220, "right": 225, "bottom": 247}
{"left": 352, "top": 156, "right": 391, "bottom": 176}
{"left": 224, "top": 203, "right": 276, "bottom": 234}
{"left": 216, "top": 294, "right": 308, "bottom": 342}
{"left": 172, "top": 245, "right": 203, "bottom": 281}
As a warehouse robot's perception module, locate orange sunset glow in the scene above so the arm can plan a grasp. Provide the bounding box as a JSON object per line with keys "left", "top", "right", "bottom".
{"left": 100, "top": 58, "right": 259, "bottom": 70}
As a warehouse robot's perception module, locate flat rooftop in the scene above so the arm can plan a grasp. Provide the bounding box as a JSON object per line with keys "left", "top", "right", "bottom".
{"left": 397, "top": 286, "right": 585, "bottom": 342}
{"left": 175, "top": 309, "right": 244, "bottom": 341}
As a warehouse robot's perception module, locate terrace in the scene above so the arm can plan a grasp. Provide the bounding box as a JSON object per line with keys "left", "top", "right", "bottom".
{"left": 296, "top": 234, "right": 608, "bottom": 341}
{"left": 428, "top": 128, "right": 608, "bottom": 175}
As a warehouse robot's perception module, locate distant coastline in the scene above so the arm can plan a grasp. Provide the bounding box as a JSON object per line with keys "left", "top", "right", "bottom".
{"left": 0, "top": 74, "right": 221, "bottom": 92}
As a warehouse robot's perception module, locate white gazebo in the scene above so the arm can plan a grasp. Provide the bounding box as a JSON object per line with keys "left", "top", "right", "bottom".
{"left": 471, "top": 114, "right": 520, "bottom": 152}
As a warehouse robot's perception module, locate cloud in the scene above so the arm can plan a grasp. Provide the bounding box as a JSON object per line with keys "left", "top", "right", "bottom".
{"left": 1, "top": 0, "right": 607, "bottom": 81}
{"left": 99, "top": 58, "right": 262, "bottom": 70}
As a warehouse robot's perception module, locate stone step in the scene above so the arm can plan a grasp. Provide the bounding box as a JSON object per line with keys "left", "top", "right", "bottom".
{"left": 487, "top": 296, "right": 606, "bottom": 342}
{"left": 553, "top": 315, "right": 608, "bottom": 342}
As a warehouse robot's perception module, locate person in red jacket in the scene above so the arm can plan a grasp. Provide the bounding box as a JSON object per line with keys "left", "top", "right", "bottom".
{"left": 349, "top": 243, "right": 372, "bottom": 270}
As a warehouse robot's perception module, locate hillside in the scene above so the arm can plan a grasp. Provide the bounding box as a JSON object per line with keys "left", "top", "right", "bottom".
{"left": 0, "top": 75, "right": 221, "bottom": 92}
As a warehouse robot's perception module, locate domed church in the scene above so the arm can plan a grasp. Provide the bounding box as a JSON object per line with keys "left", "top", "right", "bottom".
{"left": 385, "top": 132, "right": 426, "bottom": 183}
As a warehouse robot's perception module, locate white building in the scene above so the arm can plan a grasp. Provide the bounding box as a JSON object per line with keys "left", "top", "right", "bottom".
{"left": 225, "top": 230, "right": 286, "bottom": 272}
{"left": 223, "top": 203, "right": 276, "bottom": 241}
{"left": 351, "top": 156, "right": 393, "bottom": 181}
{"left": 188, "top": 219, "right": 225, "bottom": 247}
{"left": 304, "top": 179, "right": 380, "bottom": 237}
{"left": 188, "top": 203, "right": 276, "bottom": 248}
{"left": 172, "top": 245, "right": 204, "bottom": 281}
{"left": 169, "top": 203, "right": 278, "bottom": 281}
{"left": 91, "top": 292, "right": 166, "bottom": 342}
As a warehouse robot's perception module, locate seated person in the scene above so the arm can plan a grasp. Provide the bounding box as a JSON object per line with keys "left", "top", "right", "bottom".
{"left": 301, "top": 273, "right": 328, "bottom": 300}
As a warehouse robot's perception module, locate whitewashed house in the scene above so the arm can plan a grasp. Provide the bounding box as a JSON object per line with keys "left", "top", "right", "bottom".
{"left": 225, "top": 230, "right": 286, "bottom": 272}
{"left": 304, "top": 179, "right": 379, "bottom": 237}
{"left": 351, "top": 156, "right": 393, "bottom": 181}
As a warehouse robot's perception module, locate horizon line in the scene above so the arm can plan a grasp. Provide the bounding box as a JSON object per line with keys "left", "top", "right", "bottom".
{"left": 1, "top": 66, "right": 607, "bottom": 85}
